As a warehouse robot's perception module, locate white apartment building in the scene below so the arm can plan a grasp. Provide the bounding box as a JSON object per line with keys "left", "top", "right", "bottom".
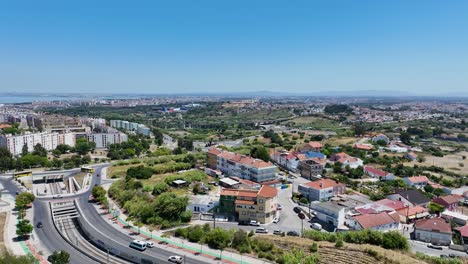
{"left": 0, "top": 132, "right": 75, "bottom": 156}
{"left": 110, "top": 120, "right": 150, "bottom": 136}
{"left": 87, "top": 133, "right": 128, "bottom": 149}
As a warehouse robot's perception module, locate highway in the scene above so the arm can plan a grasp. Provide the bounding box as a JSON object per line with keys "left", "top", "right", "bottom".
{"left": 30, "top": 165, "right": 212, "bottom": 264}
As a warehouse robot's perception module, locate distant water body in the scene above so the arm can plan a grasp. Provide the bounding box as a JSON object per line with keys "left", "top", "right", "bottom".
{"left": 0, "top": 95, "right": 89, "bottom": 104}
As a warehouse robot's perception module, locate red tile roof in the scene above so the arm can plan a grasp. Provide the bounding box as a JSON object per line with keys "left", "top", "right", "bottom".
{"left": 374, "top": 199, "right": 406, "bottom": 210}
{"left": 310, "top": 157, "right": 327, "bottom": 165}
{"left": 406, "top": 175, "right": 429, "bottom": 183}
{"left": 0, "top": 124, "right": 12, "bottom": 129}
{"left": 307, "top": 141, "right": 322, "bottom": 148}
{"left": 396, "top": 205, "right": 428, "bottom": 217}
{"left": 353, "top": 212, "right": 399, "bottom": 229}
{"left": 433, "top": 195, "right": 463, "bottom": 206}
{"left": 257, "top": 185, "right": 278, "bottom": 198}
{"left": 303, "top": 179, "right": 342, "bottom": 190}
{"left": 455, "top": 225, "right": 468, "bottom": 238}
{"left": 218, "top": 150, "right": 275, "bottom": 168}
{"left": 364, "top": 166, "right": 389, "bottom": 177}
{"left": 414, "top": 217, "right": 451, "bottom": 234}
{"left": 235, "top": 200, "right": 255, "bottom": 205}
{"left": 353, "top": 144, "right": 373, "bottom": 150}
{"left": 207, "top": 148, "right": 222, "bottom": 155}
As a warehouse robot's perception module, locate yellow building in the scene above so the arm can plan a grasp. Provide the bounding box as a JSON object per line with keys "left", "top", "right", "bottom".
{"left": 220, "top": 185, "right": 278, "bottom": 224}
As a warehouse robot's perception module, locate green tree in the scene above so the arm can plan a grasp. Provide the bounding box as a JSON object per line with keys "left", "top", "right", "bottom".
{"left": 250, "top": 146, "right": 270, "bottom": 162}
{"left": 56, "top": 144, "right": 71, "bottom": 154}
{"left": 280, "top": 248, "right": 319, "bottom": 264}
{"left": 152, "top": 182, "right": 169, "bottom": 195}
{"left": 400, "top": 131, "right": 411, "bottom": 145}
{"left": 16, "top": 219, "right": 33, "bottom": 238}
{"left": 0, "top": 147, "right": 14, "bottom": 172}
{"left": 428, "top": 202, "right": 445, "bottom": 214}
{"left": 75, "top": 138, "right": 94, "bottom": 155}
{"left": 32, "top": 143, "right": 47, "bottom": 157}
{"left": 352, "top": 122, "right": 367, "bottom": 136}
{"left": 48, "top": 250, "right": 70, "bottom": 264}
{"left": 21, "top": 144, "right": 29, "bottom": 156}
{"left": 126, "top": 165, "right": 154, "bottom": 179}
{"left": 204, "top": 227, "right": 231, "bottom": 250}
{"left": 153, "top": 192, "right": 189, "bottom": 222}
{"left": 92, "top": 186, "right": 107, "bottom": 203}
{"left": 15, "top": 192, "right": 35, "bottom": 209}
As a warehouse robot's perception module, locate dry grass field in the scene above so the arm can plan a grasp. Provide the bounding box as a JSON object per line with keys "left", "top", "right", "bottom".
{"left": 0, "top": 212, "right": 7, "bottom": 256}
{"left": 262, "top": 235, "right": 447, "bottom": 264}
{"left": 324, "top": 136, "right": 358, "bottom": 146}
{"left": 404, "top": 151, "right": 468, "bottom": 176}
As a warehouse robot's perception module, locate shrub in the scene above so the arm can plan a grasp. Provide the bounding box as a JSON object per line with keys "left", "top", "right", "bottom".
{"left": 309, "top": 243, "right": 318, "bottom": 253}
{"left": 335, "top": 239, "right": 344, "bottom": 248}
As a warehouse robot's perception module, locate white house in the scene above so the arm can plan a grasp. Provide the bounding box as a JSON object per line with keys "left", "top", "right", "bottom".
{"left": 364, "top": 166, "right": 395, "bottom": 181}
{"left": 188, "top": 195, "right": 219, "bottom": 213}
{"left": 310, "top": 201, "right": 348, "bottom": 230}
{"left": 403, "top": 176, "right": 430, "bottom": 189}
{"left": 298, "top": 179, "right": 346, "bottom": 202}
{"left": 414, "top": 218, "right": 452, "bottom": 246}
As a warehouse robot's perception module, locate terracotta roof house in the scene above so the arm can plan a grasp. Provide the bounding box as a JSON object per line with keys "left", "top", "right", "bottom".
{"left": 403, "top": 176, "right": 430, "bottom": 189}
{"left": 364, "top": 166, "right": 395, "bottom": 181}
{"left": 300, "top": 141, "right": 323, "bottom": 152}
{"left": 395, "top": 205, "right": 429, "bottom": 223}
{"left": 414, "top": 218, "right": 452, "bottom": 246}
{"left": 353, "top": 143, "right": 374, "bottom": 151}
{"left": 298, "top": 179, "right": 345, "bottom": 202}
{"left": 454, "top": 225, "right": 468, "bottom": 246}
{"left": 329, "top": 152, "right": 363, "bottom": 169}
{"left": 348, "top": 212, "right": 400, "bottom": 231}
{"left": 432, "top": 194, "right": 463, "bottom": 212}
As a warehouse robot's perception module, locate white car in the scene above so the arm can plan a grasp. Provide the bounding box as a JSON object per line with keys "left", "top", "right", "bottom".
{"left": 249, "top": 220, "right": 260, "bottom": 226}
{"left": 168, "top": 256, "right": 183, "bottom": 264}
{"left": 273, "top": 217, "right": 280, "bottom": 223}
{"left": 145, "top": 241, "right": 154, "bottom": 248}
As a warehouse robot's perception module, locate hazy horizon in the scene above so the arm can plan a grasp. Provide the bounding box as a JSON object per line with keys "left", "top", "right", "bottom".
{"left": 1, "top": 1, "right": 467, "bottom": 95}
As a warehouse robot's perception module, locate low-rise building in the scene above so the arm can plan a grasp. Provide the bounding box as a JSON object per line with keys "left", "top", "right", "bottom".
{"left": 207, "top": 148, "right": 277, "bottom": 183}
{"left": 188, "top": 195, "right": 219, "bottom": 213}
{"left": 300, "top": 141, "right": 322, "bottom": 152}
{"left": 363, "top": 166, "right": 395, "bottom": 181}
{"left": 414, "top": 218, "right": 452, "bottom": 246}
{"left": 329, "top": 152, "right": 363, "bottom": 169}
{"left": 395, "top": 205, "right": 429, "bottom": 223}
{"left": 347, "top": 212, "right": 400, "bottom": 231}
{"left": 219, "top": 185, "right": 278, "bottom": 224}
{"left": 387, "top": 190, "right": 430, "bottom": 207}
{"left": 403, "top": 176, "right": 430, "bottom": 189}
{"left": 298, "top": 179, "right": 345, "bottom": 202}
{"left": 406, "top": 152, "right": 418, "bottom": 161}
{"left": 432, "top": 195, "right": 462, "bottom": 212}
{"left": 310, "top": 201, "right": 347, "bottom": 230}
{"left": 298, "top": 158, "right": 325, "bottom": 180}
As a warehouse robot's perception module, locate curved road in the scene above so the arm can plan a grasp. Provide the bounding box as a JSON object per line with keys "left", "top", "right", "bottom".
{"left": 30, "top": 165, "right": 212, "bottom": 264}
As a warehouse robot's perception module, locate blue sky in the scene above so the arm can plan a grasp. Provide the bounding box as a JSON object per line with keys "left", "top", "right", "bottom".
{"left": 0, "top": 1, "right": 467, "bottom": 95}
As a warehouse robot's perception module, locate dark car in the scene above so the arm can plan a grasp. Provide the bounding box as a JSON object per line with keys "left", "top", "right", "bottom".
{"left": 448, "top": 254, "right": 457, "bottom": 258}
{"left": 293, "top": 207, "right": 301, "bottom": 214}
{"left": 287, "top": 231, "right": 300, "bottom": 237}
{"left": 427, "top": 244, "right": 443, "bottom": 250}
{"left": 36, "top": 222, "right": 43, "bottom": 228}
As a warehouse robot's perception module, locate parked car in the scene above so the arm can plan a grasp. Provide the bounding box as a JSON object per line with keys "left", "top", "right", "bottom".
{"left": 287, "top": 231, "right": 300, "bottom": 237}
{"left": 145, "top": 241, "right": 154, "bottom": 248}
{"left": 293, "top": 207, "right": 301, "bottom": 214}
{"left": 277, "top": 204, "right": 283, "bottom": 210}
{"left": 273, "top": 230, "right": 283, "bottom": 235}
{"left": 249, "top": 220, "right": 260, "bottom": 226}
{"left": 448, "top": 254, "right": 457, "bottom": 258}
{"left": 273, "top": 217, "right": 280, "bottom": 224}
{"left": 311, "top": 223, "right": 322, "bottom": 231}
{"left": 427, "top": 244, "right": 443, "bottom": 250}
{"left": 36, "top": 222, "right": 43, "bottom": 228}
{"left": 168, "top": 256, "right": 183, "bottom": 264}
{"left": 255, "top": 228, "right": 268, "bottom": 234}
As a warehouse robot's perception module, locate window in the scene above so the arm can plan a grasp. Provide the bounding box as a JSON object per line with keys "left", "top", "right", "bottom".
{"left": 259, "top": 199, "right": 264, "bottom": 203}
{"left": 259, "top": 206, "right": 263, "bottom": 210}
{"left": 242, "top": 211, "right": 246, "bottom": 215}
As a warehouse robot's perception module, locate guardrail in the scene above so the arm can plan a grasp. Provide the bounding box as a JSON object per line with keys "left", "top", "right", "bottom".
{"left": 75, "top": 202, "right": 166, "bottom": 264}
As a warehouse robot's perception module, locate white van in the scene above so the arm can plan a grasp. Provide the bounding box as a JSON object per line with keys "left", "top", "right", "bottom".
{"left": 129, "top": 240, "right": 147, "bottom": 251}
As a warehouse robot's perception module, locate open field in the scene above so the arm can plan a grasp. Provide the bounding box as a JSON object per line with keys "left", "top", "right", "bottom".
{"left": 283, "top": 116, "right": 343, "bottom": 131}
{"left": 108, "top": 163, "right": 141, "bottom": 178}
{"left": 324, "top": 136, "right": 358, "bottom": 146}
{"left": 404, "top": 151, "right": 468, "bottom": 176}
{"left": 262, "top": 235, "right": 436, "bottom": 264}
{"left": 0, "top": 212, "right": 7, "bottom": 255}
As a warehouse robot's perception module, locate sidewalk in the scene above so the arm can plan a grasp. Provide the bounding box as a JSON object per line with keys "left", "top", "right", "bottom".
{"left": 99, "top": 172, "right": 269, "bottom": 263}
{"left": 0, "top": 196, "right": 48, "bottom": 263}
